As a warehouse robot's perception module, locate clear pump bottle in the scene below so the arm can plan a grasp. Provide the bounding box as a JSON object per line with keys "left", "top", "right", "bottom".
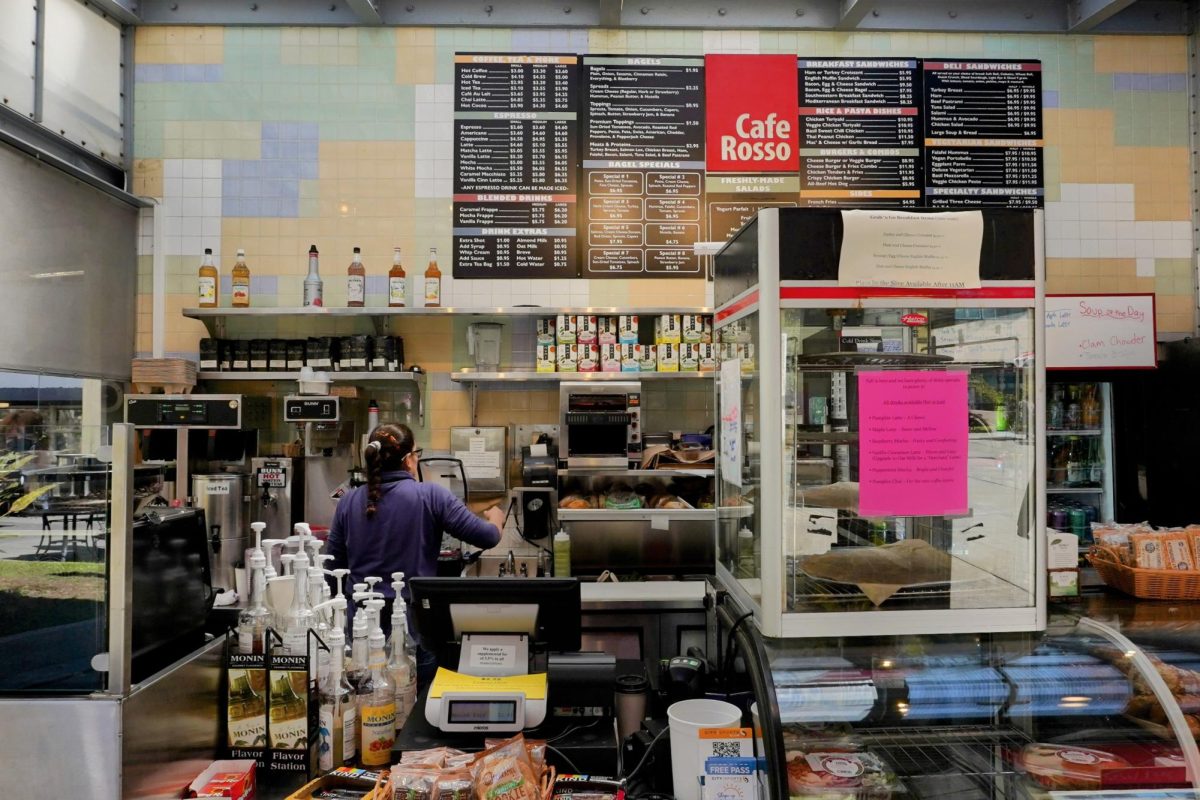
{"left": 388, "top": 573, "right": 418, "bottom": 731}
{"left": 316, "top": 596, "right": 356, "bottom": 770}
{"left": 237, "top": 522, "right": 271, "bottom": 655}
{"left": 357, "top": 602, "right": 395, "bottom": 768}
{"left": 278, "top": 550, "right": 317, "bottom": 656}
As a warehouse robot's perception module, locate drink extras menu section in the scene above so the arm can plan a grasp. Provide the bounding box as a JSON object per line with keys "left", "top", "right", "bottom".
{"left": 923, "top": 60, "right": 1043, "bottom": 208}
{"left": 453, "top": 54, "right": 579, "bottom": 279}
{"left": 798, "top": 59, "right": 923, "bottom": 208}
{"left": 581, "top": 55, "right": 706, "bottom": 278}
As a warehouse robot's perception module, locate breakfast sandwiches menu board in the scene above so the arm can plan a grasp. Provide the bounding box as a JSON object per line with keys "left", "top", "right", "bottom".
{"left": 798, "top": 59, "right": 923, "bottom": 208}
{"left": 452, "top": 54, "right": 579, "bottom": 278}
{"left": 923, "top": 60, "right": 1043, "bottom": 208}
{"left": 581, "top": 55, "right": 707, "bottom": 278}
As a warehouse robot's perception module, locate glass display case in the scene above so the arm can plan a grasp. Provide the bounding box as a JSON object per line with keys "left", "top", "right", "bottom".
{"left": 714, "top": 208, "right": 1046, "bottom": 637}
{"left": 717, "top": 592, "right": 1200, "bottom": 800}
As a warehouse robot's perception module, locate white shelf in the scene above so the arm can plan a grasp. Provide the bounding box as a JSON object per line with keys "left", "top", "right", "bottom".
{"left": 450, "top": 370, "right": 714, "bottom": 383}
{"left": 197, "top": 371, "right": 423, "bottom": 383}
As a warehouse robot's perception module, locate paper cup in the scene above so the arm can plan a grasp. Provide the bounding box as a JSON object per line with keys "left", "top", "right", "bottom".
{"left": 667, "top": 699, "right": 742, "bottom": 800}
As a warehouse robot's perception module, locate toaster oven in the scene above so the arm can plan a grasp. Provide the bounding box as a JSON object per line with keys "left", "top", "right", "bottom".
{"left": 559, "top": 382, "right": 641, "bottom": 469}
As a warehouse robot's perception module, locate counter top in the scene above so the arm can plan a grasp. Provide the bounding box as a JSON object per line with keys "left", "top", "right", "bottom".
{"left": 580, "top": 580, "right": 707, "bottom": 609}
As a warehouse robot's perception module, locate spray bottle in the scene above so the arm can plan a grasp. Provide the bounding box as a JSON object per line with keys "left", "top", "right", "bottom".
{"left": 388, "top": 572, "right": 418, "bottom": 730}
{"left": 314, "top": 595, "right": 356, "bottom": 770}
{"left": 357, "top": 598, "right": 395, "bottom": 768}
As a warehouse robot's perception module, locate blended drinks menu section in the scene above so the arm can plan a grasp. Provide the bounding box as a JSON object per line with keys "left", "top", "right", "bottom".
{"left": 453, "top": 54, "right": 580, "bottom": 279}
{"left": 923, "top": 60, "right": 1043, "bottom": 208}
{"left": 582, "top": 55, "right": 706, "bottom": 278}
{"left": 798, "top": 59, "right": 923, "bottom": 208}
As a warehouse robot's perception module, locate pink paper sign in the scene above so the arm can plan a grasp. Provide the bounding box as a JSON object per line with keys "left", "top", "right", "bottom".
{"left": 857, "top": 370, "right": 968, "bottom": 518}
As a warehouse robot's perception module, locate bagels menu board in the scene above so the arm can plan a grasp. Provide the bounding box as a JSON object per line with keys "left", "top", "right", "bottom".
{"left": 923, "top": 61, "right": 1043, "bottom": 208}
{"left": 453, "top": 54, "right": 579, "bottom": 278}
{"left": 798, "top": 59, "right": 923, "bottom": 208}
{"left": 581, "top": 55, "right": 706, "bottom": 278}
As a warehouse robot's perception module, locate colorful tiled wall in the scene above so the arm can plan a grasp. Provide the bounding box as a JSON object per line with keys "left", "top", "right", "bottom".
{"left": 133, "top": 27, "right": 1196, "bottom": 449}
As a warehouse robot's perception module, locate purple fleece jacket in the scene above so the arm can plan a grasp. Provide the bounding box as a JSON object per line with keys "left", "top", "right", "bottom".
{"left": 327, "top": 470, "right": 500, "bottom": 598}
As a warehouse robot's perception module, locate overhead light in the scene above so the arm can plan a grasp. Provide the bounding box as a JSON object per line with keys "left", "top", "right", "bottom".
{"left": 0, "top": 402, "right": 9, "bottom": 408}
{"left": 30, "top": 270, "right": 85, "bottom": 279}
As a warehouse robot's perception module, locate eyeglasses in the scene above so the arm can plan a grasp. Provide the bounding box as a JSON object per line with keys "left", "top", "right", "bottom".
{"left": 408, "top": 448, "right": 424, "bottom": 460}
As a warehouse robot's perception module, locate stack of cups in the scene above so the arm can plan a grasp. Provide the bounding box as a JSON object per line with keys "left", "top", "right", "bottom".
{"left": 666, "top": 699, "right": 743, "bottom": 800}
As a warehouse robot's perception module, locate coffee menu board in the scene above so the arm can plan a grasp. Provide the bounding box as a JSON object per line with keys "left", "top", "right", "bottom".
{"left": 581, "top": 55, "right": 706, "bottom": 278}
{"left": 923, "top": 60, "right": 1043, "bottom": 208}
{"left": 798, "top": 59, "right": 923, "bottom": 208}
{"left": 452, "top": 54, "right": 579, "bottom": 278}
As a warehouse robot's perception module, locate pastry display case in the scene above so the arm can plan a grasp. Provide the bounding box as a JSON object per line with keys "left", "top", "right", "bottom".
{"left": 713, "top": 208, "right": 1046, "bottom": 638}
{"left": 717, "top": 592, "right": 1200, "bottom": 800}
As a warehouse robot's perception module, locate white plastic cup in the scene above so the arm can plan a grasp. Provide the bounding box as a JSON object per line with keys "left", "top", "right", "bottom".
{"left": 667, "top": 698, "right": 742, "bottom": 800}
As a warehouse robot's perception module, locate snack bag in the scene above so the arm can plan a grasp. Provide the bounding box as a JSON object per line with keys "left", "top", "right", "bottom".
{"left": 1159, "top": 531, "right": 1196, "bottom": 571}
{"left": 391, "top": 766, "right": 439, "bottom": 800}
{"left": 435, "top": 769, "right": 474, "bottom": 800}
{"left": 1131, "top": 532, "right": 1166, "bottom": 570}
{"left": 470, "top": 734, "right": 542, "bottom": 800}
{"left": 1186, "top": 525, "right": 1200, "bottom": 568}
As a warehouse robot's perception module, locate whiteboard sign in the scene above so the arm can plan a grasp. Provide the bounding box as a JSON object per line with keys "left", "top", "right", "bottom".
{"left": 1045, "top": 294, "right": 1157, "bottom": 370}
{"left": 719, "top": 358, "right": 743, "bottom": 488}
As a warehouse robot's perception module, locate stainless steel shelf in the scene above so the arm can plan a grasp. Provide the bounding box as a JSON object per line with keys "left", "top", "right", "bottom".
{"left": 557, "top": 508, "right": 715, "bottom": 521}
{"left": 451, "top": 370, "right": 714, "bottom": 383}
{"left": 197, "top": 371, "right": 424, "bottom": 382}
{"left": 1047, "top": 429, "right": 1102, "bottom": 436}
{"left": 559, "top": 468, "right": 715, "bottom": 478}
{"left": 185, "top": 305, "right": 711, "bottom": 318}
{"left": 1046, "top": 486, "right": 1104, "bottom": 494}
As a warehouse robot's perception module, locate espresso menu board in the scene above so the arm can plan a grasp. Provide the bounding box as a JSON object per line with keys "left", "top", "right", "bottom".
{"left": 453, "top": 53, "right": 579, "bottom": 278}
{"left": 798, "top": 59, "right": 923, "bottom": 208}
{"left": 582, "top": 55, "right": 706, "bottom": 278}
{"left": 923, "top": 60, "right": 1043, "bottom": 208}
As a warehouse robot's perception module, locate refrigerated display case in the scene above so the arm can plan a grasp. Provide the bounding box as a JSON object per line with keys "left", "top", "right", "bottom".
{"left": 1046, "top": 379, "right": 1115, "bottom": 545}
{"left": 713, "top": 208, "right": 1046, "bottom": 638}
{"left": 717, "top": 591, "right": 1200, "bottom": 800}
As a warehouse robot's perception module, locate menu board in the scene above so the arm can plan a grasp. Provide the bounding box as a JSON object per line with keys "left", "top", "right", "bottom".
{"left": 581, "top": 55, "right": 706, "bottom": 278}
{"left": 798, "top": 59, "right": 923, "bottom": 208}
{"left": 923, "top": 60, "right": 1043, "bottom": 208}
{"left": 453, "top": 54, "right": 579, "bottom": 278}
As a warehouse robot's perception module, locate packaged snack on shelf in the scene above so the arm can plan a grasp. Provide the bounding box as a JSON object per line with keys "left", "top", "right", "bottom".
{"left": 1130, "top": 531, "right": 1167, "bottom": 570}
{"left": 537, "top": 344, "right": 557, "bottom": 373}
{"left": 698, "top": 343, "right": 717, "bottom": 372}
{"left": 578, "top": 344, "right": 600, "bottom": 372}
{"left": 1159, "top": 530, "right": 1197, "bottom": 570}
{"left": 680, "top": 343, "right": 700, "bottom": 372}
{"left": 536, "top": 318, "right": 555, "bottom": 346}
{"left": 620, "top": 344, "right": 640, "bottom": 372}
{"left": 577, "top": 315, "right": 598, "bottom": 345}
{"left": 599, "top": 343, "right": 621, "bottom": 372}
{"left": 400, "top": 746, "right": 466, "bottom": 767}
{"left": 618, "top": 315, "right": 639, "bottom": 344}
{"left": 469, "top": 734, "right": 542, "bottom": 800}
{"left": 738, "top": 343, "right": 756, "bottom": 374}
{"left": 389, "top": 765, "right": 438, "bottom": 800}
{"left": 1014, "top": 744, "right": 1132, "bottom": 790}
{"left": 786, "top": 750, "right": 900, "bottom": 799}
{"left": 1188, "top": 525, "right": 1200, "bottom": 567}
{"left": 657, "top": 314, "right": 682, "bottom": 344}
{"left": 639, "top": 345, "right": 658, "bottom": 372}
{"left": 657, "top": 342, "right": 679, "bottom": 372}
{"left": 597, "top": 317, "right": 618, "bottom": 345}
{"left": 434, "top": 769, "right": 473, "bottom": 800}
{"left": 187, "top": 760, "right": 255, "bottom": 800}
{"left": 550, "top": 775, "right": 622, "bottom": 800}
{"left": 722, "top": 318, "right": 751, "bottom": 344}
{"left": 556, "top": 315, "right": 577, "bottom": 345}
{"left": 682, "top": 314, "right": 704, "bottom": 343}
{"left": 558, "top": 344, "right": 579, "bottom": 373}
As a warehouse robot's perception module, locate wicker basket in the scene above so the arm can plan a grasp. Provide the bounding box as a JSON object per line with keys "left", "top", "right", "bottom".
{"left": 1088, "top": 544, "right": 1200, "bottom": 600}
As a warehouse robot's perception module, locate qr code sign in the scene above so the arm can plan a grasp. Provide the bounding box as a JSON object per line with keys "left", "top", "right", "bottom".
{"left": 712, "top": 741, "right": 742, "bottom": 758}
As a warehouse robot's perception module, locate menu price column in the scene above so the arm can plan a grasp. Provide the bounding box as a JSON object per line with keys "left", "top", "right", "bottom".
{"left": 798, "top": 59, "right": 923, "bottom": 208}
{"left": 453, "top": 53, "right": 580, "bottom": 279}
{"left": 923, "top": 60, "right": 1043, "bottom": 208}
{"left": 582, "top": 55, "right": 706, "bottom": 278}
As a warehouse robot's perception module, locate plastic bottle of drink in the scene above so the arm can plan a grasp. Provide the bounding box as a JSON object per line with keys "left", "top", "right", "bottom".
{"left": 316, "top": 597, "right": 356, "bottom": 770}
{"left": 357, "top": 603, "right": 395, "bottom": 769}
{"left": 231, "top": 249, "right": 251, "bottom": 307}
{"left": 347, "top": 246, "right": 366, "bottom": 308}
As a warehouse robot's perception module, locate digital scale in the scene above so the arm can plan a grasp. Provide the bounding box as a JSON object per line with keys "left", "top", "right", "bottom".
{"left": 424, "top": 629, "right": 548, "bottom": 733}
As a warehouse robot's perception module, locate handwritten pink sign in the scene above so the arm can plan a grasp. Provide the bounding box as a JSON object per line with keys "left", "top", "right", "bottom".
{"left": 857, "top": 370, "right": 968, "bottom": 518}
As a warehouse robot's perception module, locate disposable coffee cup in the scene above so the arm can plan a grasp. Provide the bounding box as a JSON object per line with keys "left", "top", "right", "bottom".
{"left": 667, "top": 698, "right": 742, "bottom": 800}
{"left": 615, "top": 674, "right": 649, "bottom": 742}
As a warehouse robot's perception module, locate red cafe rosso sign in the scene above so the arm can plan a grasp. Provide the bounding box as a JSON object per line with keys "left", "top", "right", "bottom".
{"left": 705, "top": 54, "right": 800, "bottom": 173}
{"left": 901, "top": 313, "right": 928, "bottom": 326}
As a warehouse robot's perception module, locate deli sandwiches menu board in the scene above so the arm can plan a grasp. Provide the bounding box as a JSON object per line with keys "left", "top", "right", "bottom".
{"left": 581, "top": 56, "right": 706, "bottom": 278}
{"left": 798, "top": 59, "right": 923, "bottom": 208}
{"left": 923, "top": 60, "right": 1043, "bottom": 208}
{"left": 453, "top": 54, "right": 579, "bottom": 279}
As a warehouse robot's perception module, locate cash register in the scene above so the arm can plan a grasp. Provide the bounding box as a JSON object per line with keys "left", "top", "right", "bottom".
{"left": 409, "top": 578, "right": 584, "bottom": 734}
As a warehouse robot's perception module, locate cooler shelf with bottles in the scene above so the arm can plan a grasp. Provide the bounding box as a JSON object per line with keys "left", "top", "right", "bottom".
{"left": 1046, "top": 380, "right": 1115, "bottom": 549}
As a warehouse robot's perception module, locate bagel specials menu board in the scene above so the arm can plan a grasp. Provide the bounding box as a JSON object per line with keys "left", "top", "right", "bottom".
{"left": 453, "top": 54, "right": 1041, "bottom": 278}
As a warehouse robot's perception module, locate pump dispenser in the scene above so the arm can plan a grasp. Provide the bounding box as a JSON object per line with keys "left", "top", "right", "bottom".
{"left": 262, "top": 538, "right": 287, "bottom": 579}
{"left": 348, "top": 582, "right": 381, "bottom": 688}
{"left": 357, "top": 602, "right": 395, "bottom": 768}
{"left": 314, "top": 595, "right": 356, "bottom": 769}
{"left": 237, "top": 523, "right": 272, "bottom": 654}
{"left": 388, "top": 573, "right": 418, "bottom": 730}
{"left": 279, "top": 551, "right": 317, "bottom": 656}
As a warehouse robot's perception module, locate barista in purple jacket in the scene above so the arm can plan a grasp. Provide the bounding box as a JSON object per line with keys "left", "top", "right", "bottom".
{"left": 328, "top": 422, "right": 503, "bottom": 681}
